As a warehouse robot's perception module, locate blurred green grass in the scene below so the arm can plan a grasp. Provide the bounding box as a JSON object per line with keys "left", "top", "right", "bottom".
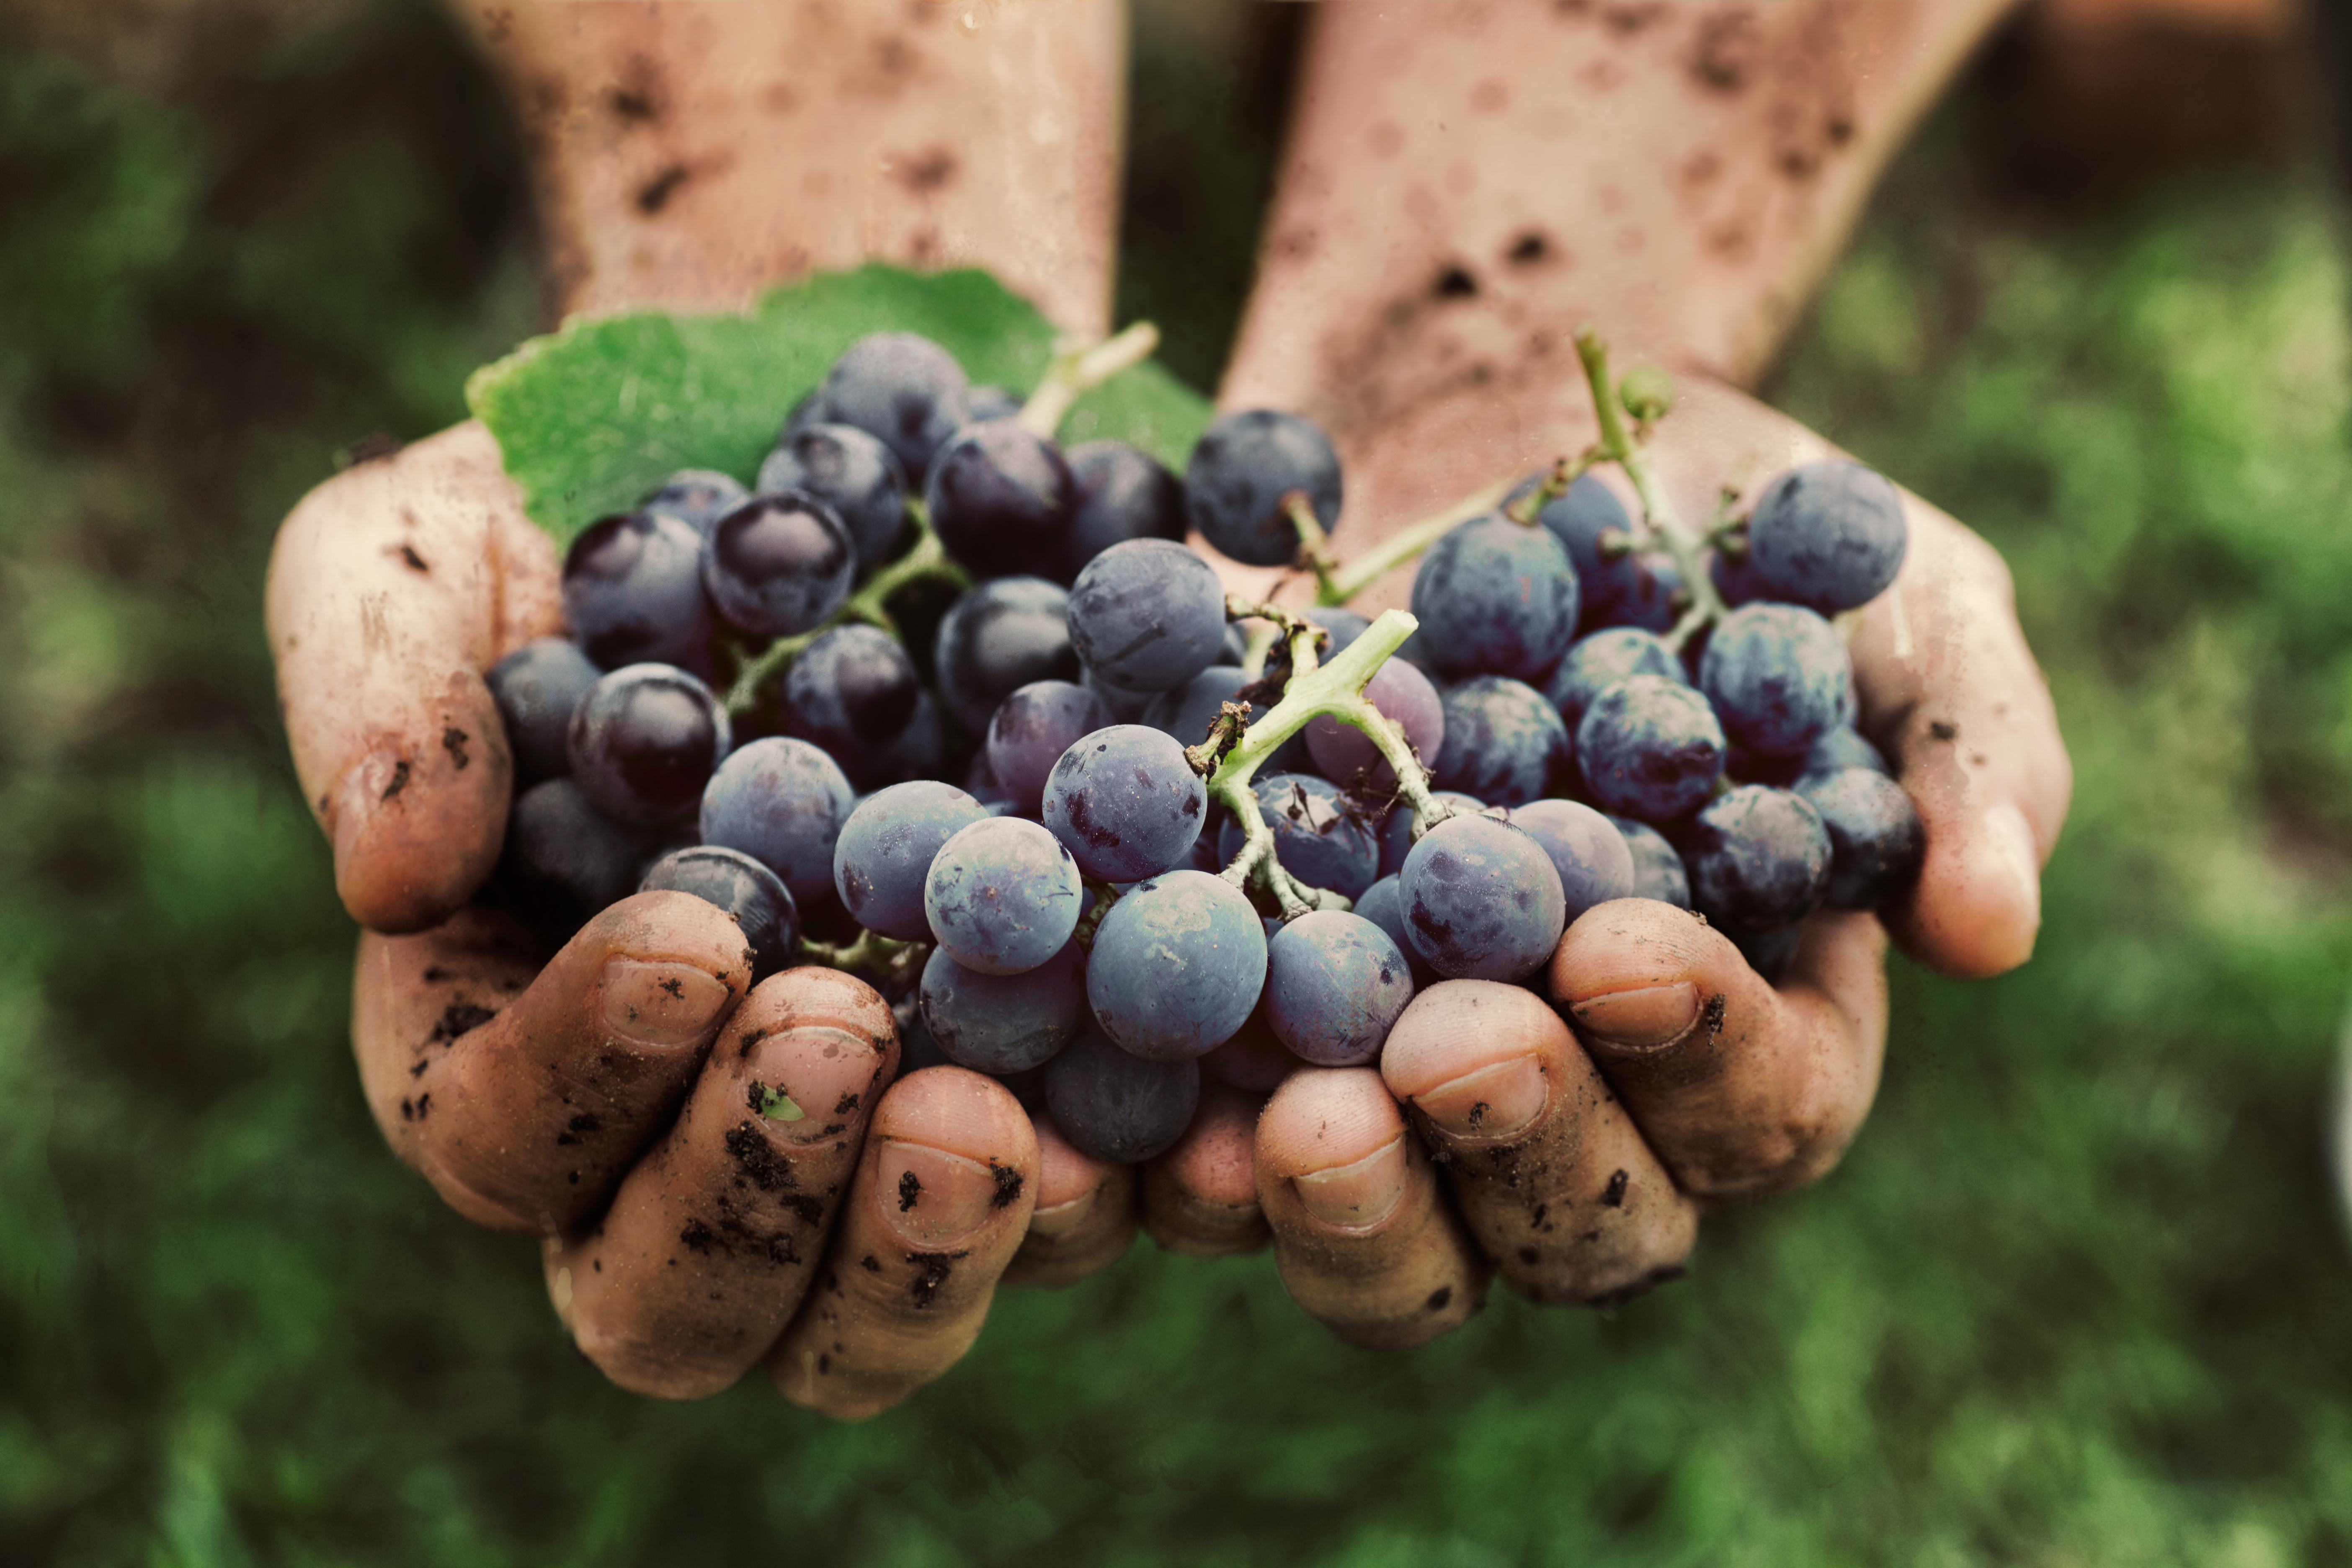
{"left": 5, "top": 4, "right": 2352, "bottom": 1564}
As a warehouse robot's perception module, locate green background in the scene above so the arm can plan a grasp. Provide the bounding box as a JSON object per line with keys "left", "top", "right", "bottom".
{"left": 5, "top": 2, "right": 2352, "bottom": 1563}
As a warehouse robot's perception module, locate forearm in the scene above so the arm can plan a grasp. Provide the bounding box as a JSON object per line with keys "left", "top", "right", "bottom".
{"left": 457, "top": 0, "right": 1124, "bottom": 330}
{"left": 1223, "top": 0, "right": 2014, "bottom": 441}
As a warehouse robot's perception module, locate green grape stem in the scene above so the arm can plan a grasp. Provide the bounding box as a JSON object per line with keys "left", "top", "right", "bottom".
{"left": 1203, "top": 606, "right": 1455, "bottom": 919}
{"left": 722, "top": 495, "right": 970, "bottom": 717}
{"left": 797, "top": 927, "right": 926, "bottom": 991}
{"left": 1570, "top": 327, "right": 1728, "bottom": 652}
{"left": 1314, "top": 476, "right": 1517, "bottom": 607}
{"left": 1019, "top": 321, "right": 1161, "bottom": 437}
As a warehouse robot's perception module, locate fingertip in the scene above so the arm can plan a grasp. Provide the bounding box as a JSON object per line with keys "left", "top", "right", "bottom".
{"left": 1254, "top": 1068, "right": 1406, "bottom": 1184}
{"left": 872, "top": 1065, "right": 1044, "bottom": 1175}
{"left": 330, "top": 696, "right": 512, "bottom": 934}
{"left": 1029, "top": 1110, "right": 1116, "bottom": 1228}
{"left": 1890, "top": 801, "right": 2042, "bottom": 979}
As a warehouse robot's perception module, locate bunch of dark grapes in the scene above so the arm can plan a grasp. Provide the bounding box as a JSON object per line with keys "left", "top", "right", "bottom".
{"left": 486, "top": 327, "right": 1922, "bottom": 1168}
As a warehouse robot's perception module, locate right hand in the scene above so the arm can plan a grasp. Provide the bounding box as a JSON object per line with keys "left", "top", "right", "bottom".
{"left": 266, "top": 420, "right": 1225, "bottom": 1416}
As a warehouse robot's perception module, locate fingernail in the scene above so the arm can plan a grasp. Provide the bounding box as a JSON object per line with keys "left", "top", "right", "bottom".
{"left": 749, "top": 1026, "right": 882, "bottom": 1142}
{"left": 1571, "top": 982, "right": 1701, "bottom": 1051}
{"left": 1414, "top": 1055, "right": 1548, "bottom": 1142}
{"left": 601, "top": 958, "right": 731, "bottom": 1048}
{"left": 1985, "top": 803, "right": 2042, "bottom": 929}
{"left": 331, "top": 747, "right": 406, "bottom": 864}
{"left": 1027, "top": 1189, "right": 1097, "bottom": 1238}
{"left": 877, "top": 1141, "right": 1005, "bottom": 1248}
{"left": 1292, "top": 1135, "right": 1407, "bottom": 1230}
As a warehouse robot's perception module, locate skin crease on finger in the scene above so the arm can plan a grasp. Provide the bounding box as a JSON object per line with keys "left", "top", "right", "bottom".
{"left": 1000, "top": 1111, "right": 1138, "bottom": 1288}
{"left": 767, "top": 1067, "right": 1040, "bottom": 1421}
{"left": 1551, "top": 900, "right": 1888, "bottom": 1199}
{"left": 1382, "top": 980, "right": 1698, "bottom": 1306}
{"left": 549, "top": 968, "right": 899, "bottom": 1400}
{"left": 352, "top": 891, "right": 756, "bottom": 1236}
{"left": 1253, "top": 1068, "right": 1488, "bottom": 1350}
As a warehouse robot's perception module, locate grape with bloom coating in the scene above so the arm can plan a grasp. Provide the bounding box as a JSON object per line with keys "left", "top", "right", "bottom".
{"left": 923, "top": 816, "right": 1083, "bottom": 975}
{"left": 640, "top": 469, "right": 748, "bottom": 533}
{"left": 487, "top": 637, "right": 601, "bottom": 786}
{"left": 831, "top": 779, "right": 989, "bottom": 940}
{"left": 1545, "top": 627, "right": 1685, "bottom": 734}
{"left": 561, "top": 510, "right": 718, "bottom": 676}
{"left": 926, "top": 418, "right": 1074, "bottom": 580}
{"left": 699, "top": 736, "right": 854, "bottom": 906}
{"left": 918, "top": 939, "right": 1088, "bottom": 1073}
{"left": 931, "top": 577, "right": 1082, "bottom": 734}
{"left": 1744, "top": 459, "right": 1908, "bottom": 613}
{"left": 1506, "top": 798, "right": 1635, "bottom": 923}
{"left": 1698, "top": 602, "right": 1854, "bottom": 759}
{"left": 1183, "top": 408, "right": 1343, "bottom": 568}
{"left": 984, "top": 680, "right": 1110, "bottom": 817}
{"left": 1216, "top": 773, "right": 1381, "bottom": 900}
{"left": 640, "top": 845, "right": 799, "bottom": 979}
{"left": 1398, "top": 814, "right": 1566, "bottom": 983}
{"left": 1044, "top": 1026, "right": 1200, "bottom": 1164}
{"left": 1795, "top": 766, "right": 1926, "bottom": 910}
{"left": 1041, "top": 723, "right": 1208, "bottom": 882}
{"left": 1683, "top": 784, "right": 1832, "bottom": 932}
{"left": 1576, "top": 674, "right": 1725, "bottom": 821}
{"left": 1085, "top": 870, "right": 1268, "bottom": 1061}
{"left": 1056, "top": 440, "right": 1186, "bottom": 583}
{"left": 1607, "top": 813, "right": 1692, "bottom": 909}
{"left": 1264, "top": 910, "right": 1415, "bottom": 1067}
{"left": 1409, "top": 514, "right": 1580, "bottom": 682}
{"left": 757, "top": 422, "right": 908, "bottom": 570}
{"left": 701, "top": 492, "right": 856, "bottom": 640}
{"left": 1066, "top": 538, "right": 1228, "bottom": 694}
{"left": 1305, "top": 656, "right": 1443, "bottom": 790}
{"left": 1434, "top": 676, "right": 1576, "bottom": 807}
{"left": 795, "top": 331, "right": 969, "bottom": 482}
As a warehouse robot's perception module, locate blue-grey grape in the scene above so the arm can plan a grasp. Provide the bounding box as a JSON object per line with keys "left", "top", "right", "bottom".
{"left": 568, "top": 663, "right": 732, "bottom": 825}
{"left": 487, "top": 637, "right": 601, "bottom": 785}
{"left": 1304, "top": 656, "right": 1444, "bottom": 790}
{"left": 984, "top": 680, "right": 1110, "bottom": 817}
{"left": 756, "top": 422, "right": 908, "bottom": 570}
{"left": 1398, "top": 814, "right": 1566, "bottom": 982}
{"left": 1042, "top": 722, "right": 1209, "bottom": 881}
{"left": 1795, "top": 766, "right": 1925, "bottom": 910}
{"left": 1607, "top": 813, "right": 1692, "bottom": 909}
{"left": 918, "top": 939, "right": 1088, "bottom": 1073}
{"left": 1057, "top": 440, "right": 1186, "bottom": 583}
{"left": 1434, "top": 676, "right": 1576, "bottom": 807}
{"left": 1066, "top": 537, "right": 1228, "bottom": 694}
{"left": 1682, "top": 784, "right": 1831, "bottom": 932}
{"left": 1744, "top": 459, "right": 1908, "bottom": 614}
{"left": 1409, "top": 514, "right": 1580, "bottom": 681}
{"left": 798, "top": 332, "right": 969, "bottom": 482}
{"left": 932, "top": 577, "right": 1081, "bottom": 735}
{"left": 1263, "top": 910, "right": 1414, "bottom": 1067}
{"left": 775, "top": 624, "right": 920, "bottom": 783}
{"left": 1698, "top": 602, "right": 1854, "bottom": 759}
{"left": 1506, "top": 798, "right": 1636, "bottom": 924}
{"left": 1215, "top": 772, "right": 1381, "bottom": 900}
{"left": 926, "top": 417, "right": 1074, "bottom": 580}
{"left": 1183, "top": 409, "right": 1342, "bottom": 568}
{"left": 561, "top": 510, "right": 718, "bottom": 676}
{"left": 1575, "top": 674, "right": 1725, "bottom": 821}
{"left": 923, "top": 816, "right": 1083, "bottom": 975}
{"left": 1545, "top": 627, "right": 1686, "bottom": 734}
{"left": 701, "top": 492, "right": 856, "bottom": 640}
{"left": 1043, "top": 1025, "right": 1199, "bottom": 1163}
{"left": 1084, "top": 870, "right": 1267, "bottom": 1060}
{"left": 831, "top": 779, "right": 990, "bottom": 940}
{"left": 640, "top": 845, "right": 800, "bottom": 980}
{"left": 698, "top": 735, "right": 854, "bottom": 905}
{"left": 640, "top": 468, "right": 748, "bottom": 533}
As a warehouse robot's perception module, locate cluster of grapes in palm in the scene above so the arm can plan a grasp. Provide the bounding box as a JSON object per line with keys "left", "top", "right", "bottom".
{"left": 488, "top": 322, "right": 1924, "bottom": 1168}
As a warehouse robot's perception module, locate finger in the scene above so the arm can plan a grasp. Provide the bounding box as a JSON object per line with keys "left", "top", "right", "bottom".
{"left": 1254, "top": 1068, "right": 1488, "bottom": 1350}
{"left": 1382, "top": 980, "right": 1697, "bottom": 1306}
{"left": 353, "top": 890, "right": 754, "bottom": 1235}
{"left": 1849, "top": 503, "right": 2072, "bottom": 978}
{"left": 266, "top": 421, "right": 562, "bottom": 934}
{"left": 1141, "top": 1080, "right": 1271, "bottom": 1259}
{"left": 1001, "top": 1109, "right": 1137, "bottom": 1289}
{"left": 547, "top": 969, "right": 897, "bottom": 1399}
{"left": 768, "top": 1066, "right": 1039, "bottom": 1420}
{"left": 1551, "top": 900, "right": 1886, "bottom": 1199}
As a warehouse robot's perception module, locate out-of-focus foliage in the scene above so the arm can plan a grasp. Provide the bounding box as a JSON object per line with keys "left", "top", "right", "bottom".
{"left": 4, "top": 2, "right": 2352, "bottom": 1563}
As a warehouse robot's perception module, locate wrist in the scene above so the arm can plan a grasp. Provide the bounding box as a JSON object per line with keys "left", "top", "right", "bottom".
{"left": 462, "top": 0, "right": 1124, "bottom": 329}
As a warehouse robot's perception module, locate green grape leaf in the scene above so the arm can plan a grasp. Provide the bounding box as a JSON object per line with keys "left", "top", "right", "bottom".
{"left": 755, "top": 1085, "right": 805, "bottom": 1124}
{"left": 465, "top": 264, "right": 1213, "bottom": 544}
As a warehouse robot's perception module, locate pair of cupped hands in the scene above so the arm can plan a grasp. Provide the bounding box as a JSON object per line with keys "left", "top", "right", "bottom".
{"left": 266, "top": 365, "right": 2069, "bottom": 1420}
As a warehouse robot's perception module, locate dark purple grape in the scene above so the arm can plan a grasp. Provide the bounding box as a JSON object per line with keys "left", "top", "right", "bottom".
{"left": 1264, "top": 910, "right": 1414, "bottom": 1067}
{"left": 1184, "top": 409, "right": 1343, "bottom": 568}
{"left": 1575, "top": 674, "right": 1725, "bottom": 822}
{"left": 1056, "top": 439, "right": 1186, "bottom": 583}
{"left": 1142, "top": 664, "right": 1311, "bottom": 776}
{"left": 772, "top": 624, "right": 921, "bottom": 782}
{"left": 1607, "top": 813, "right": 1691, "bottom": 908}
{"left": 1732, "top": 922, "right": 1804, "bottom": 984}
{"left": 860, "top": 691, "right": 944, "bottom": 790}
{"left": 1216, "top": 773, "right": 1382, "bottom": 901}
{"left": 1377, "top": 791, "right": 1491, "bottom": 880}
{"left": 561, "top": 511, "right": 719, "bottom": 676}
{"left": 1595, "top": 548, "right": 1685, "bottom": 635}
{"left": 699, "top": 736, "right": 855, "bottom": 905}
{"left": 1083, "top": 668, "right": 1158, "bottom": 722}
{"left": 985, "top": 680, "right": 1112, "bottom": 817}
{"left": 1066, "top": 537, "right": 1228, "bottom": 694}
{"left": 702, "top": 493, "right": 856, "bottom": 640}
{"left": 640, "top": 845, "right": 800, "bottom": 979}
{"left": 799, "top": 332, "right": 969, "bottom": 482}
{"left": 1433, "top": 676, "right": 1576, "bottom": 807}
{"left": 1683, "top": 784, "right": 1831, "bottom": 932}
{"left": 1507, "top": 799, "right": 1635, "bottom": 924}
{"left": 1745, "top": 459, "right": 1908, "bottom": 613}
{"left": 1352, "top": 874, "right": 1441, "bottom": 987}
{"left": 923, "top": 816, "right": 1083, "bottom": 975}
{"left": 568, "top": 663, "right": 731, "bottom": 825}
{"left": 1698, "top": 602, "right": 1854, "bottom": 759}
{"left": 1305, "top": 656, "right": 1444, "bottom": 790}
{"left": 1084, "top": 870, "right": 1267, "bottom": 1060}
{"left": 1795, "top": 766, "right": 1925, "bottom": 910}
{"left": 1410, "top": 514, "right": 1580, "bottom": 682}
{"left": 1546, "top": 627, "right": 1687, "bottom": 735}
{"left": 832, "top": 779, "right": 990, "bottom": 941}
{"left": 1043, "top": 1025, "right": 1199, "bottom": 1163}
{"left": 1398, "top": 814, "right": 1566, "bottom": 983}
{"left": 1042, "top": 723, "right": 1209, "bottom": 882}
{"left": 918, "top": 939, "right": 1088, "bottom": 1073}
{"left": 487, "top": 637, "right": 601, "bottom": 785}
{"left": 640, "top": 469, "right": 749, "bottom": 533}
{"left": 925, "top": 418, "right": 1074, "bottom": 579}
{"left": 756, "top": 422, "right": 908, "bottom": 570}
{"left": 499, "top": 776, "right": 666, "bottom": 937}
{"left": 932, "top": 578, "right": 1080, "bottom": 735}
{"left": 1709, "top": 542, "right": 1775, "bottom": 609}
